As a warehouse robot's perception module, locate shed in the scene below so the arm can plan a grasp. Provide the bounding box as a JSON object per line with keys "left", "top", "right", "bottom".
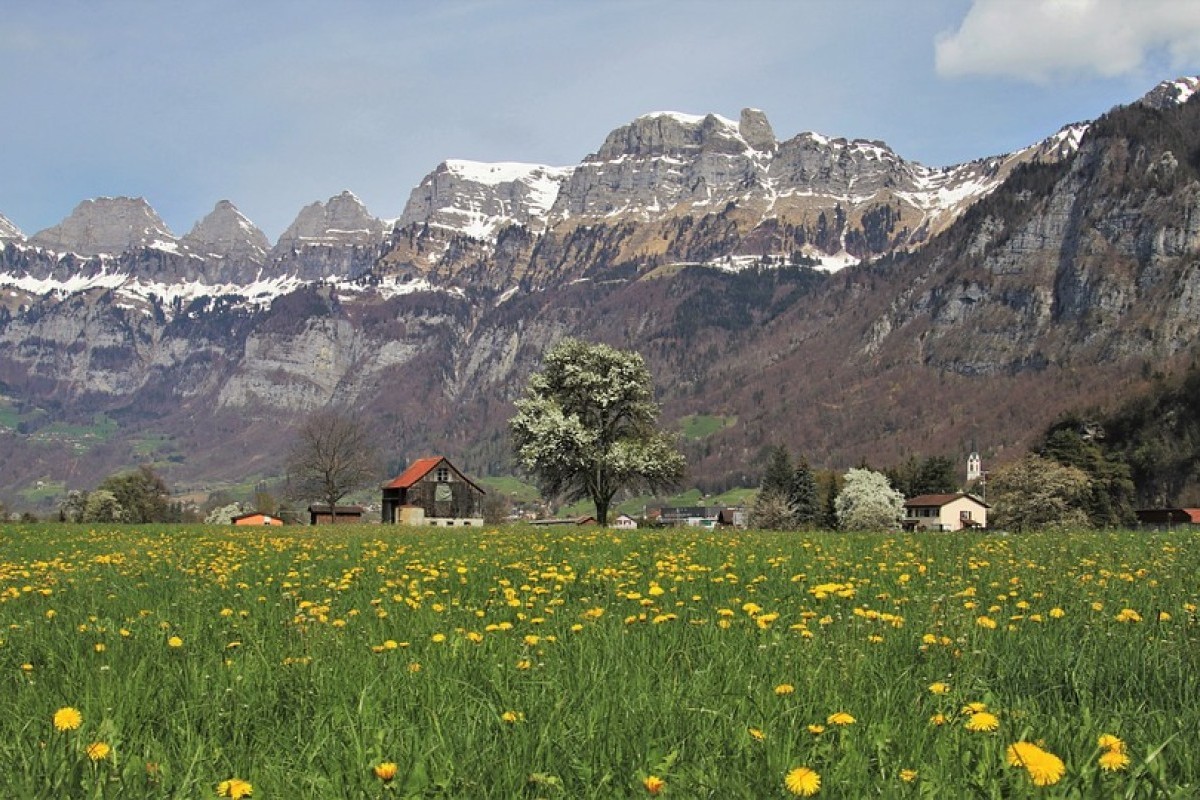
{"left": 308, "top": 504, "right": 365, "bottom": 525}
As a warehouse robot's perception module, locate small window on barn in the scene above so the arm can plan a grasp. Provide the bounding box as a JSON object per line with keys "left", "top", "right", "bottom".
{"left": 436, "top": 467, "right": 450, "bottom": 482}
{"left": 960, "top": 510, "right": 972, "bottom": 521}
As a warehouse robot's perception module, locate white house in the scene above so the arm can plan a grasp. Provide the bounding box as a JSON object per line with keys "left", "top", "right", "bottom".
{"left": 612, "top": 514, "right": 638, "bottom": 529}
{"left": 903, "top": 493, "right": 989, "bottom": 531}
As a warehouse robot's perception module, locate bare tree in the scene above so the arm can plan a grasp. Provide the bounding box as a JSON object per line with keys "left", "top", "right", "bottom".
{"left": 285, "top": 408, "right": 381, "bottom": 522}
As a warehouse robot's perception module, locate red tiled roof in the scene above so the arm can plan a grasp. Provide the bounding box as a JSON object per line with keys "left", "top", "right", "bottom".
{"left": 383, "top": 457, "right": 445, "bottom": 489}
{"left": 904, "top": 493, "right": 989, "bottom": 509}
{"left": 382, "top": 456, "right": 486, "bottom": 493}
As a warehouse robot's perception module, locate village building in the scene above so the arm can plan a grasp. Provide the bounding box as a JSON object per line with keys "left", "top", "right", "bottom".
{"left": 612, "top": 513, "right": 638, "bottom": 529}
{"left": 308, "top": 505, "right": 365, "bottom": 525}
{"left": 1135, "top": 508, "right": 1200, "bottom": 528}
{"left": 231, "top": 511, "right": 284, "bottom": 526}
{"left": 903, "top": 493, "right": 989, "bottom": 531}
{"left": 381, "top": 456, "right": 485, "bottom": 526}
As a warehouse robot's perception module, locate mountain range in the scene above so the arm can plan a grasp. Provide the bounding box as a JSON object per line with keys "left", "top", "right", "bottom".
{"left": 2, "top": 76, "right": 1199, "bottom": 509}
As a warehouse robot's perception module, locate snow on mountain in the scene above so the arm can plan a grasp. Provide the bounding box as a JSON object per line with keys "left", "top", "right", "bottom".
{"left": 397, "top": 160, "right": 574, "bottom": 241}
{"left": 0, "top": 213, "right": 24, "bottom": 242}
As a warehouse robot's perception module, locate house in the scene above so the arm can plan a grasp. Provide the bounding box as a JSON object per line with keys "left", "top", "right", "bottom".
{"left": 231, "top": 511, "right": 284, "bottom": 526}
{"left": 1135, "top": 508, "right": 1200, "bottom": 528}
{"left": 308, "top": 505, "right": 365, "bottom": 525}
{"left": 903, "top": 493, "right": 989, "bottom": 531}
{"left": 381, "top": 456, "right": 485, "bottom": 527}
{"left": 612, "top": 514, "right": 638, "bottom": 529}
{"left": 646, "top": 505, "right": 745, "bottom": 528}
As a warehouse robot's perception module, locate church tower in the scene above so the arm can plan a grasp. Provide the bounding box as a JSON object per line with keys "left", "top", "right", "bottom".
{"left": 967, "top": 451, "right": 983, "bottom": 483}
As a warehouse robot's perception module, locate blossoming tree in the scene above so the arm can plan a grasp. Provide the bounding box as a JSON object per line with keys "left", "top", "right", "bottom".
{"left": 509, "top": 338, "right": 685, "bottom": 525}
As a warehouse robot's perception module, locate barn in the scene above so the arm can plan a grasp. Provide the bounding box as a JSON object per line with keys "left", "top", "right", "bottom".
{"left": 381, "top": 456, "right": 485, "bottom": 526}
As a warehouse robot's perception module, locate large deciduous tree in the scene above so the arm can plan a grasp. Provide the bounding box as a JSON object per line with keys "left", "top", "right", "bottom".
{"left": 285, "top": 408, "right": 381, "bottom": 521}
{"left": 988, "top": 454, "right": 1091, "bottom": 532}
{"left": 510, "top": 338, "right": 685, "bottom": 525}
{"left": 98, "top": 465, "right": 170, "bottom": 523}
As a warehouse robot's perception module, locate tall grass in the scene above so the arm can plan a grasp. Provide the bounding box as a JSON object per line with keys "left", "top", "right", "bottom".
{"left": 0, "top": 524, "right": 1196, "bottom": 797}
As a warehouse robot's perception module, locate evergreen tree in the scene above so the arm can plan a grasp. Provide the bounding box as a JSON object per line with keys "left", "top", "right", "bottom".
{"left": 790, "top": 456, "right": 820, "bottom": 527}
{"left": 761, "top": 446, "right": 794, "bottom": 497}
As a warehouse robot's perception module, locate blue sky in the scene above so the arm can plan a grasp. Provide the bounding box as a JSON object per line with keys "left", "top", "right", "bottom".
{"left": 4, "top": 0, "right": 1200, "bottom": 241}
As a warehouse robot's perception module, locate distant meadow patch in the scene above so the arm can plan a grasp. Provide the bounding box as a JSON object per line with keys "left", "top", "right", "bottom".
{"left": 0, "top": 523, "right": 1196, "bottom": 797}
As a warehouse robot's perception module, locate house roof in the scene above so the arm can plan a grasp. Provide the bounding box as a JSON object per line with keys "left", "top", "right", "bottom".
{"left": 904, "top": 493, "right": 990, "bottom": 509}
{"left": 382, "top": 456, "right": 485, "bottom": 493}
{"left": 231, "top": 511, "right": 277, "bottom": 522}
{"left": 307, "top": 504, "right": 365, "bottom": 514}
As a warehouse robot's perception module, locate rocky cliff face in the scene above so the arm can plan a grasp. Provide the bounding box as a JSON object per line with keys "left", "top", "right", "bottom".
{"left": 29, "top": 197, "right": 177, "bottom": 256}
{"left": 181, "top": 200, "right": 270, "bottom": 263}
{"left": 0, "top": 213, "right": 23, "bottom": 242}
{"left": 2, "top": 78, "right": 1200, "bottom": 504}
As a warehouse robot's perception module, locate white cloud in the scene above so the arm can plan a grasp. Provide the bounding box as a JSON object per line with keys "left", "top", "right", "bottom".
{"left": 936, "top": 0, "right": 1200, "bottom": 82}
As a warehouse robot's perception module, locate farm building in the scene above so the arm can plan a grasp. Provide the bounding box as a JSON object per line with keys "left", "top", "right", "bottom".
{"left": 903, "top": 494, "right": 988, "bottom": 531}
{"left": 381, "top": 456, "right": 485, "bottom": 526}
{"left": 308, "top": 505, "right": 365, "bottom": 525}
{"left": 231, "top": 511, "right": 284, "bottom": 526}
{"left": 1135, "top": 508, "right": 1200, "bottom": 528}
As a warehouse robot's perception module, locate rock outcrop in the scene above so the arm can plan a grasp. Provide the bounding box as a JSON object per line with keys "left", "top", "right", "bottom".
{"left": 29, "top": 197, "right": 177, "bottom": 256}
{"left": 181, "top": 200, "right": 270, "bottom": 263}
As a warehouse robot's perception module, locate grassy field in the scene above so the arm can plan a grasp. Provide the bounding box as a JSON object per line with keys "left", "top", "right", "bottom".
{"left": 0, "top": 524, "right": 1196, "bottom": 798}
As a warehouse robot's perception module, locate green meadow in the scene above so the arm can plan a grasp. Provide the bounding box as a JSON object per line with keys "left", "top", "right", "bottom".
{"left": 0, "top": 524, "right": 1196, "bottom": 798}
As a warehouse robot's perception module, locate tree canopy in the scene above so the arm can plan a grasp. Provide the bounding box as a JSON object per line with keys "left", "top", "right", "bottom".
{"left": 510, "top": 338, "right": 685, "bottom": 525}
{"left": 989, "top": 454, "right": 1091, "bottom": 532}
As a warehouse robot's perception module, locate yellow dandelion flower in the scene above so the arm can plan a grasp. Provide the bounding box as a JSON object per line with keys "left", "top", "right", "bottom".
{"left": 167, "top": 636, "right": 183, "bottom": 648}
{"left": 500, "top": 710, "right": 524, "bottom": 723}
{"left": 1049, "top": 607, "right": 1065, "bottom": 618}
{"left": 1006, "top": 741, "right": 1044, "bottom": 768}
{"left": 827, "top": 711, "right": 855, "bottom": 726}
{"left": 784, "top": 766, "right": 821, "bottom": 797}
{"left": 373, "top": 762, "right": 398, "bottom": 781}
{"left": 929, "top": 713, "right": 948, "bottom": 726}
{"left": 407, "top": 662, "right": 421, "bottom": 673}
{"left": 643, "top": 774, "right": 666, "bottom": 795}
{"left": 964, "top": 711, "right": 999, "bottom": 732}
{"left": 53, "top": 707, "right": 83, "bottom": 732}
{"left": 899, "top": 769, "right": 918, "bottom": 783}
{"left": 1158, "top": 611, "right": 1171, "bottom": 622}
{"left": 775, "top": 683, "right": 795, "bottom": 696}
{"left": 85, "top": 741, "right": 111, "bottom": 761}
{"left": 927, "top": 681, "right": 950, "bottom": 695}
{"left": 1027, "top": 750, "right": 1065, "bottom": 786}
{"left": 748, "top": 727, "right": 765, "bottom": 741}
{"left": 93, "top": 643, "right": 106, "bottom": 653}
{"left": 430, "top": 633, "right": 446, "bottom": 643}
{"left": 1099, "top": 749, "right": 1131, "bottom": 772}
{"left": 975, "top": 615, "right": 997, "bottom": 629}
{"left": 216, "top": 778, "right": 253, "bottom": 798}
{"left": 1114, "top": 608, "right": 1142, "bottom": 623}
{"left": 1097, "top": 733, "right": 1124, "bottom": 752}
{"left": 807, "top": 724, "right": 826, "bottom": 735}
{"left": 961, "top": 702, "right": 988, "bottom": 713}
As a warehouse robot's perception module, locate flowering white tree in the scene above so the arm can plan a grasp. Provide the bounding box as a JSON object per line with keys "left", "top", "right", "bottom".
{"left": 510, "top": 339, "right": 685, "bottom": 525}
{"left": 834, "top": 468, "right": 905, "bottom": 530}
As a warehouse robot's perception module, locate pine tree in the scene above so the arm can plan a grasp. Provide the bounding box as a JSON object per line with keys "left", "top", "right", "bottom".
{"left": 790, "top": 456, "right": 820, "bottom": 528}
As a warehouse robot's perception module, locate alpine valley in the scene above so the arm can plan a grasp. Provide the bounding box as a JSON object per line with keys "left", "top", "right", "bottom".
{"left": 3, "top": 77, "right": 1200, "bottom": 509}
